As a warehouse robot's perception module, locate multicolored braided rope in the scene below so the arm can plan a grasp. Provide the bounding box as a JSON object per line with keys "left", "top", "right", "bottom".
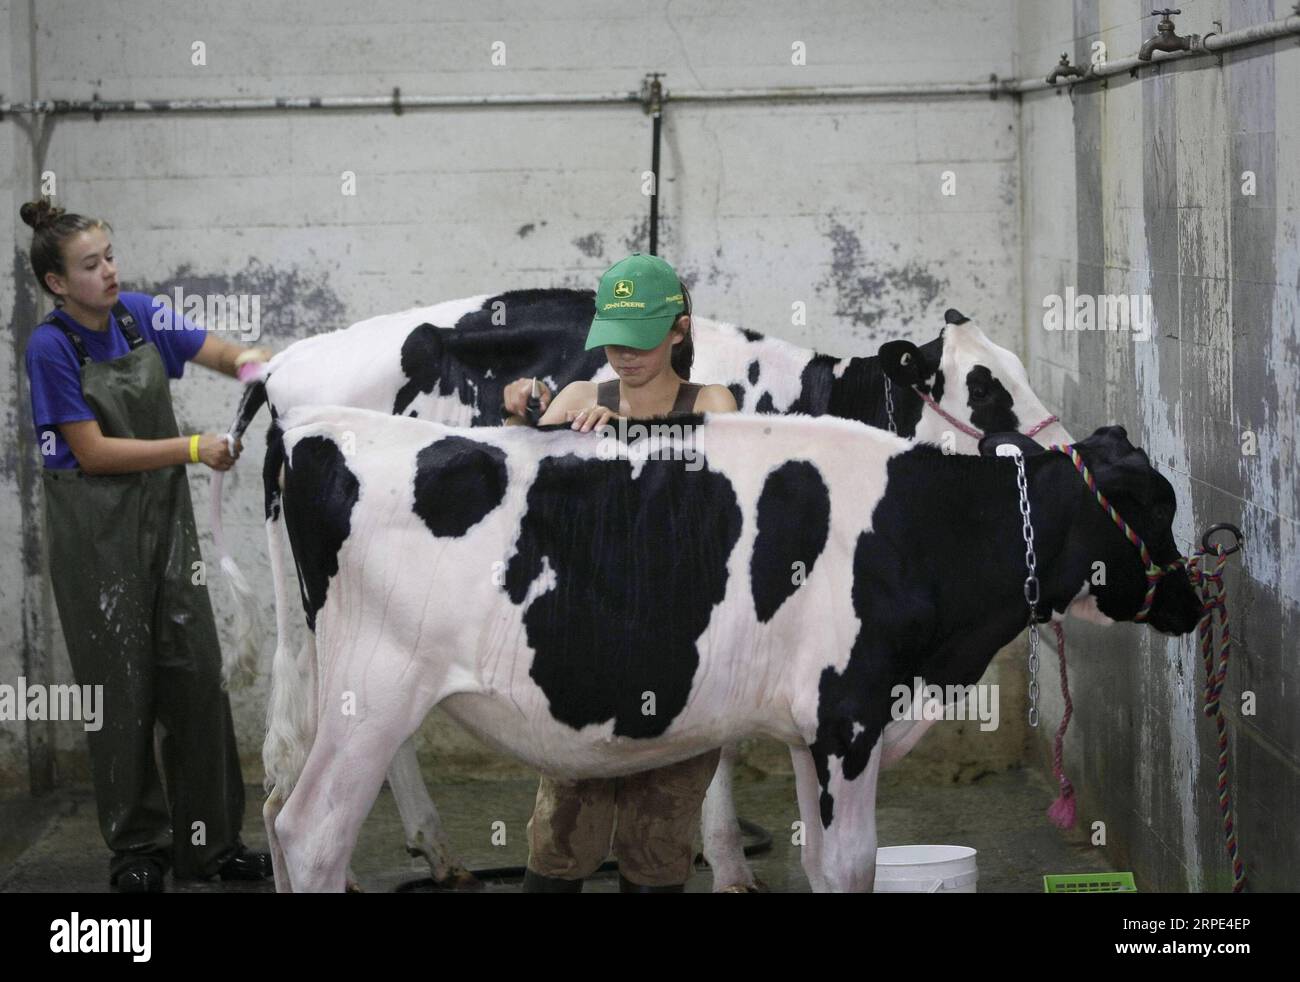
{"left": 1048, "top": 443, "right": 1246, "bottom": 892}
{"left": 1187, "top": 546, "right": 1247, "bottom": 892}
{"left": 1045, "top": 620, "right": 1077, "bottom": 831}
{"left": 1050, "top": 444, "right": 1185, "bottom": 621}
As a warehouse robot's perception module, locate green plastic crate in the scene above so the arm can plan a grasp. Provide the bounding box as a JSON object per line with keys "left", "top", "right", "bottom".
{"left": 1043, "top": 872, "right": 1138, "bottom": 893}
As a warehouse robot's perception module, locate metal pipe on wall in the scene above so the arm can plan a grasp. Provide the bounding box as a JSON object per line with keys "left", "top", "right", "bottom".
{"left": 1027, "top": 8, "right": 1300, "bottom": 94}
{"left": 0, "top": 80, "right": 1017, "bottom": 118}
{"left": 1, "top": 9, "right": 1295, "bottom": 117}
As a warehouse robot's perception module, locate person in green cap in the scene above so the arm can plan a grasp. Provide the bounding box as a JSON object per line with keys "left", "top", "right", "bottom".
{"left": 502, "top": 253, "right": 736, "bottom": 428}
{"left": 503, "top": 254, "right": 737, "bottom": 892}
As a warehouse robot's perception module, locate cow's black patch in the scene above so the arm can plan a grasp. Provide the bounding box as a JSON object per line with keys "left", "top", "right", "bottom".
{"left": 740, "top": 327, "right": 763, "bottom": 342}
{"left": 755, "top": 391, "right": 776, "bottom": 414}
{"left": 263, "top": 416, "right": 284, "bottom": 522}
{"left": 910, "top": 335, "right": 944, "bottom": 428}
{"left": 788, "top": 353, "right": 839, "bottom": 415}
{"left": 282, "top": 435, "right": 361, "bottom": 632}
{"left": 413, "top": 436, "right": 508, "bottom": 537}
{"left": 965, "top": 364, "right": 1019, "bottom": 434}
{"left": 392, "top": 289, "right": 606, "bottom": 423}
{"left": 810, "top": 342, "right": 940, "bottom": 437}
{"left": 750, "top": 462, "right": 831, "bottom": 622}
{"left": 504, "top": 452, "right": 742, "bottom": 738}
{"left": 944, "top": 308, "right": 970, "bottom": 325}
{"left": 806, "top": 445, "right": 1068, "bottom": 828}
{"left": 747, "top": 360, "right": 760, "bottom": 384}
{"left": 804, "top": 431, "right": 1199, "bottom": 827}
{"left": 727, "top": 383, "right": 746, "bottom": 409}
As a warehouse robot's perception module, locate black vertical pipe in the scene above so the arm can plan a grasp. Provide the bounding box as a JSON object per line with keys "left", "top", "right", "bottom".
{"left": 643, "top": 73, "right": 664, "bottom": 257}
{"left": 649, "top": 107, "right": 661, "bottom": 256}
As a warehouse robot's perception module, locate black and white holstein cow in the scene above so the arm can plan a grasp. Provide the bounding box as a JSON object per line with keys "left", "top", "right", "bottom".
{"left": 226, "top": 288, "right": 1072, "bottom": 891}
{"left": 262, "top": 406, "right": 1200, "bottom": 893}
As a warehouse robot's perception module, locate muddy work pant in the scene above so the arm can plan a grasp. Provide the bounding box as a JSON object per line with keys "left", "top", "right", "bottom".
{"left": 43, "top": 466, "right": 246, "bottom": 881}
{"left": 526, "top": 748, "right": 721, "bottom": 887}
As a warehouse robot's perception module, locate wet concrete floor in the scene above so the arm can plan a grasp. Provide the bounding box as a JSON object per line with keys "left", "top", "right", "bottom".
{"left": 1, "top": 765, "right": 1116, "bottom": 893}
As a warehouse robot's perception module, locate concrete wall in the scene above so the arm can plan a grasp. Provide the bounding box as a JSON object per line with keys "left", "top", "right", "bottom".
{"left": 2, "top": 1, "right": 1021, "bottom": 789}
{"left": 1018, "top": 0, "right": 1299, "bottom": 891}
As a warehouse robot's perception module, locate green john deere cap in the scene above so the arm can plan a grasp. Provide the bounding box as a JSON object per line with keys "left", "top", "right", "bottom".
{"left": 585, "top": 253, "right": 687, "bottom": 350}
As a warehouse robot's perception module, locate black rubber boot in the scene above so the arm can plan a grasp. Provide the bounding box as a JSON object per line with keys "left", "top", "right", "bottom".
{"left": 618, "top": 874, "right": 684, "bottom": 893}
{"left": 216, "top": 846, "right": 273, "bottom": 881}
{"left": 111, "top": 857, "right": 166, "bottom": 894}
{"left": 522, "top": 869, "right": 584, "bottom": 893}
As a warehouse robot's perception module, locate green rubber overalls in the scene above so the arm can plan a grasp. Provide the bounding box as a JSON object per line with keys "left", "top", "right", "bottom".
{"left": 40, "top": 303, "right": 246, "bottom": 882}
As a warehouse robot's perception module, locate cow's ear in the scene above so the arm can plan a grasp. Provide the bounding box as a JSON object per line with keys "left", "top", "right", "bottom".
{"left": 978, "top": 432, "right": 1043, "bottom": 458}
{"left": 879, "top": 340, "right": 929, "bottom": 386}
{"left": 944, "top": 308, "right": 970, "bottom": 325}
{"left": 1090, "top": 424, "right": 1134, "bottom": 454}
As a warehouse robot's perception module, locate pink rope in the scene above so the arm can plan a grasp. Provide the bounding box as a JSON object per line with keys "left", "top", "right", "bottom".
{"left": 912, "top": 386, "right": 1060, "bottom": 441}
{"left": 1023, "top": 413, "right": 1062, "bottom": 439}
{"left": 913, "top": 389, "right": 984, "bottom": 439}
{"left": 1046, "top": 620, "right": 1077, "bottom": 830}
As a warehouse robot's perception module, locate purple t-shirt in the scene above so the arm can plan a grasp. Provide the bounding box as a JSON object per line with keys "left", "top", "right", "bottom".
{"left": 25, "top": 291, "right": 208, "bottom": 469}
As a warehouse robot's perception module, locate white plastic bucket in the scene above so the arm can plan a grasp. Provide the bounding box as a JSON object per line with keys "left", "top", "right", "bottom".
{"left": 874, "top": 845, "right": 979, "bottom": 893}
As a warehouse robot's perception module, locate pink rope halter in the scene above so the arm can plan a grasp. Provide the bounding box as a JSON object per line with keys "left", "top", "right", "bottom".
{"left": 912, "top": 386, "right": 1060, "bottom": 441}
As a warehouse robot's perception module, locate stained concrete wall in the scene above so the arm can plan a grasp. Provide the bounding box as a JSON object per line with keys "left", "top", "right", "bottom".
{"left": 2, "top": 1, "right": 1022, "bottom": 790}
{"left": 1018, "top": 0, "right": 1299, "bottom": 890}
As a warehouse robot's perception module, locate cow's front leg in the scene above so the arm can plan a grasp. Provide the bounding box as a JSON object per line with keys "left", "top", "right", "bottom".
{"left": 700, "top": 743, "right": 761, "bottom": 892}
{"left": 812, "top": 736, "right": 883, "bottom": 893}
{"left": 790, "top": 743, "right": 829, "bottom": 892}
{"left": 263, "top": 782, "right": 292, "bottom": 893}
{"left": 388, "top": 737, "right": 482, "bottom": 890}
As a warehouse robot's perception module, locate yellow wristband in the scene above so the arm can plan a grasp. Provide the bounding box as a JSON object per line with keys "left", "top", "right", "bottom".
{"left": 189, "top": 434, "right": 201, "bottom": 464}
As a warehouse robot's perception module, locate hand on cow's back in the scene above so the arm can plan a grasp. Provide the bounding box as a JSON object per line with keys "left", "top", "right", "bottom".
{"left": 537, "top": 380, "right": 601, "bottom": 429}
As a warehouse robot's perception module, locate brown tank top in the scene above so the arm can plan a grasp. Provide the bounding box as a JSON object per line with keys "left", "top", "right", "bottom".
{"left": 596, "top": 379, "right": 702, "bottom": 416}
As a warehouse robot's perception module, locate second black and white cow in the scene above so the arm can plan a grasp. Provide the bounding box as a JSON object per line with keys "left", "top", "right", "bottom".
{"left": 254, "top": 287, "right": 925, "bottom": 430}
{"left": 244, "top": 290, "right": 1063, "bottom": 448}
{"left": 263, "top": 407, "right": 1200, "bottom": 892}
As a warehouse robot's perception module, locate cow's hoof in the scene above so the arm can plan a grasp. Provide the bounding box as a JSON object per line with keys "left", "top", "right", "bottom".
{"left": 718, "top": 877, "right": 769, "bottom": 893}
{"left": 435, "top": 866, "right": 484, "bottom": 891}
{"left": 345, "top": 879, "right": 366, "bottom": 894}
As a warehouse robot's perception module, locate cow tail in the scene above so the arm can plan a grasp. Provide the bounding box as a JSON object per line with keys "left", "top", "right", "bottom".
{"left": 211, "top": 376, "right": 270, "bottom": 688}
{"left": 262, "top": 420, "right": 318, "bottom": 797}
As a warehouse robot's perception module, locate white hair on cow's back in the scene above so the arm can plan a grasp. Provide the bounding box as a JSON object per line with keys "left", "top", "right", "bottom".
{"left": 687, "top": 317, "right": 818, "bottom": 412}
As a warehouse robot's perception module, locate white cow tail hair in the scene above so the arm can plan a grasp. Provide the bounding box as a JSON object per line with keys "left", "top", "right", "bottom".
{"left": 210, "top": 467, "right": 260, "bottom": 689}
{"left": 210, "top": 369, "right": 272, "bottom": 689}
{"left": 261, "top": 504, "right": 318, "bottom": 798}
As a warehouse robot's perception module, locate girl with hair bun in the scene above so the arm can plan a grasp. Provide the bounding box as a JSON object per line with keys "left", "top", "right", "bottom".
{"left": 21, "top": 198, "right": 273, "bottom": 892}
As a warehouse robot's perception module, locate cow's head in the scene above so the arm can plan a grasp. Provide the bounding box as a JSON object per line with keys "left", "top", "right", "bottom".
{"left": 880, "top": 309, "right": 1073, "bottom": 453}
{"left": 980, "top": 426, "right": 1201, "bottom": 636}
